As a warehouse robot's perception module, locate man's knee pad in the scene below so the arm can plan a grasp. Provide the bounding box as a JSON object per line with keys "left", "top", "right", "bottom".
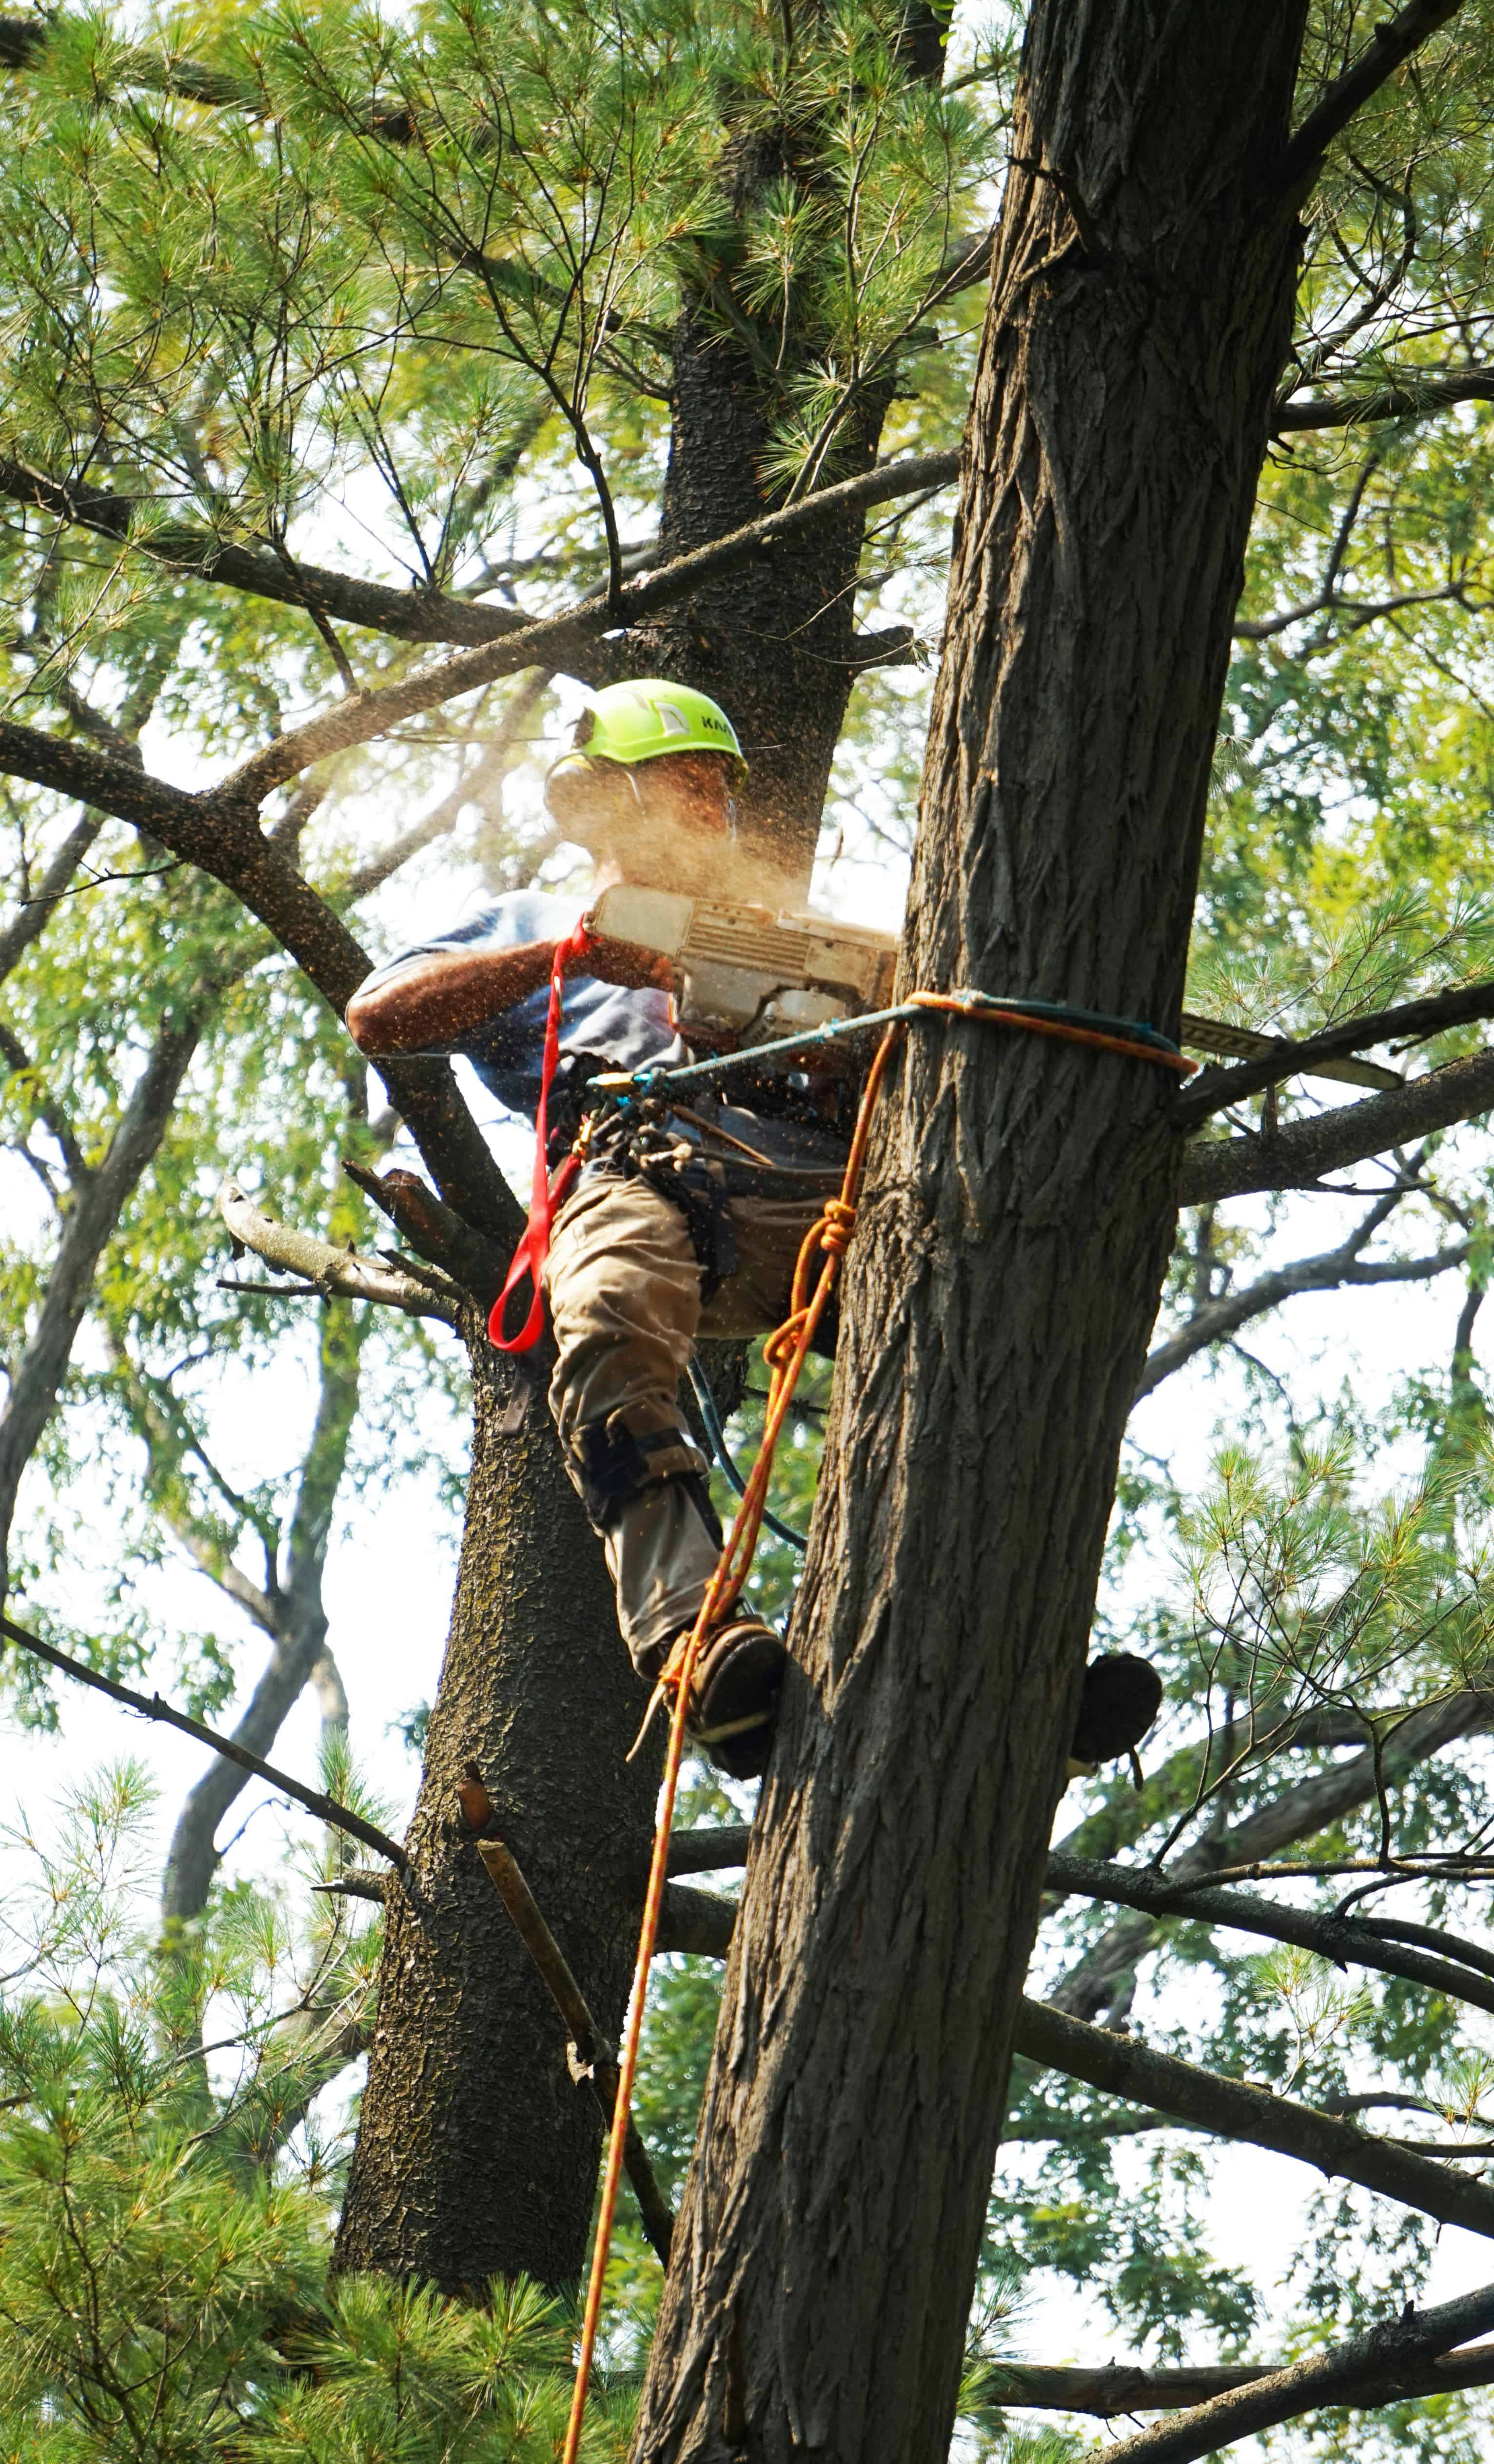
{"left": 569, "top": 1403, "right": 720, "bottom": 1544}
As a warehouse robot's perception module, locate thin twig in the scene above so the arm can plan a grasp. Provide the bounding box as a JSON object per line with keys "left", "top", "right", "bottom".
{"left": 0, "top": 1611, "right": 408, "bottom": 1870}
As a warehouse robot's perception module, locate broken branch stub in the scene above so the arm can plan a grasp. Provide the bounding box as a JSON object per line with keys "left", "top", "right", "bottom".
{"left": 217, "top": 1177, "right": 458, "bottom": 1323}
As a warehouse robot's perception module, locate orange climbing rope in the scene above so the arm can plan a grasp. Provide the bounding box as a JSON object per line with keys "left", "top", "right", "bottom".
{"left": 559, "top": 996, "right": 1194, "bottom": 2464}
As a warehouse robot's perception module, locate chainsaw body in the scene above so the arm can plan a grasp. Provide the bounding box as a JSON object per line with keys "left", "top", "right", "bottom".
{"left": 587, "top": 883, "right": 897, "bottom": 1048}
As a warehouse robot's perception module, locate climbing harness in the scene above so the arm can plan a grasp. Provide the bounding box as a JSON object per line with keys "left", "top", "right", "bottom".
{"left": 492, "top": 965, "right": 1194, "bottom": 1359}
{"left": 488, "top": 916, "right": 596, "bottom": 1354}
{"left": 557, "top": 990, "right": 1194, "bottom": 2464}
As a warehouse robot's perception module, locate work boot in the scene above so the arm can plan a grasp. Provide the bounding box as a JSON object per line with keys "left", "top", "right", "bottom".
{"left": 676, "top": 1617, "right": 788, "bottom": 1781}
{"left": 1069, "top": 1654, "right": 1162, "bottom": 1772}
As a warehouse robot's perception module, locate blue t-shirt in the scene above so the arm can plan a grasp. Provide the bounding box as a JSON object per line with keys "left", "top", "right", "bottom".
{"left": 358, "top": 890, "right": 687, "bottom": 1121}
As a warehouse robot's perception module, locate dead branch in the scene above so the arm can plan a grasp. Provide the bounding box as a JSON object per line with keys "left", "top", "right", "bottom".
{"left": 0, "top": 1610, "right": 408, "bottom": 1869}
{"left": 217, "top": 1178, "right": 459, "bottom": 1323}
{"left": 314, "top": 1871, "right": 389, "bottom": 1902}
{"left": 477, "top": 1838, "right": 676, "bottom": 2264}
{"left": 340, "top": 1162, "right": 506, "bottom": 1306}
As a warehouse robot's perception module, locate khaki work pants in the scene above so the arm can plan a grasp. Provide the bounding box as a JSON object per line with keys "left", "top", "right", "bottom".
{"left": 543, "top": 1170, "right": 829, "bottom": 1672}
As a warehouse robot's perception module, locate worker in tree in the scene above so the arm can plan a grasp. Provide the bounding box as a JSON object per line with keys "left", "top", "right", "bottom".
{"left": 346, "top": 678, "right": 1161, "bottom": 1784}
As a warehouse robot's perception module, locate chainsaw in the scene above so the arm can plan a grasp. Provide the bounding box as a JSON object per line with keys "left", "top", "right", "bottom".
{"left": 586, "top": 882, "right": 1402, "bottom": 1093}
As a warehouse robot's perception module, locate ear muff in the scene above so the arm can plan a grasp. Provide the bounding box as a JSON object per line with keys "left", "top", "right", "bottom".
{"left": 543, "top": 753, "right": 636, "bottom": 837}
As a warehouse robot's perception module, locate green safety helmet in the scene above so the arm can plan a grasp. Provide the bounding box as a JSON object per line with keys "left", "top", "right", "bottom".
{"left": 558, "top": 678, "right": 747, "bottom": 787}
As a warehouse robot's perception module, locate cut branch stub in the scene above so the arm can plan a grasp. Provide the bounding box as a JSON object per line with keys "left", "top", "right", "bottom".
{"left": 217, "top": 1178, "right": 458, "bottom": 1323}
{"left": 477, "top": 1837, "right": 676, "bottom": 2266}
{"left": 342, "top": 1161, "right": 507, "bottom": 1306}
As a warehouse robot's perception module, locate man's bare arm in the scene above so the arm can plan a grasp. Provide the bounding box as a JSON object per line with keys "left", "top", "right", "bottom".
{"left": 344, "top": 936, "right": 675, "bottom": 1056}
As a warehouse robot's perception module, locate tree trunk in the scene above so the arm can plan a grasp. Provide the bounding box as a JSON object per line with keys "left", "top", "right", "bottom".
{"left": 161, "top": 1296, "right": 367, "bottom": 1922}
{"left": 632, "top": 7, "right": 1310, "bottom": 2458}
{"left": 334, "top": 1317, "right": 663, "bottom": 2293}
{"left": 0, "top": 1013, "right": 200, "bottom": 1613}
{"left": 638, "top": 317, "right": 889, "bottom": 891}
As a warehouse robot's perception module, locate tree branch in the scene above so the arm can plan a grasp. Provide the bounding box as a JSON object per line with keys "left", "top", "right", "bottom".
{"left": 1013, "top": 1997, "right": 1494, "bottom": 2240}
{"left": 985, "top": 2344, "right": 1494, "bottom": 2417}
{"left": 0, "top": 718, "right": 513, "bottom": 1234}
{"left": 341, "top": 1163, "right": 507, "bottom": 1307}
{"left": 1278, "top": 367, "right": 1494, "bottom": 431}
{"left": 1176, "top": 972, "right": 1494, "bottom": 1127}
{"left": 1050, "top": 1690, "right": 1494, "bottom": 2020}
{"left": 1090, "top": 2282, "right": 1494, "bottom": 2464}
{"left": 1053, "top": 1697, "right": 1369, "bottom": 1869}
{"left": 0, "top": 16, "right": 254, "bottom": 100}
{"left": 0, "top": 1011, "right": 202, "bottom": 1600}
{"left": 217, "top": 1179, "right": 459, "bottom": 1323}
{"left": 214, "top": 451, "right": 964, "bottom": 804}
{"left": 1276, "top": 0, "right": 1469, "bottom": 196}
{"left": 340, "top": 674, "right": 550, "bottom": 901}
{"left": 1179, "top": 1048, "right": 1494, "bottom": 1206}
{"left": 0, "top": 1017, "right": 91, "bottom": 1186}
{"left": 0, "top": 458, "right": 549, "bottom": 652}
{"left": 3, "top": 447, "right": 961, "bottom": 704}
{"left": 0, "top": 812, "right": 101, "bottom": 987}
{"left": 1046, "top": 1851, "right": 1494, "bottom": 2019}
{"left": 665, "top": 1824, "right": 753, "bottom": 1875}
{"left": 477, "top": 1837, "right": 676, "bottom": 2264}
{"left": 1233, "top": 579, "right": 1474, "bottom": 645}
{"left": 0, "top": 1610, "right": 408, "bottom": 1869}
{"left": 1137, "top": 1236, "right": 1469, "bottom": 1395}
{"left": 655, "top": 1883, "right": 739, "bottom": 1957}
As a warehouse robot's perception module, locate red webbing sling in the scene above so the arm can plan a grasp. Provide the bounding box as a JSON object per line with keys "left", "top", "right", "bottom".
{"left": 488, "top": 916, "right": 595, "bottom": 1354}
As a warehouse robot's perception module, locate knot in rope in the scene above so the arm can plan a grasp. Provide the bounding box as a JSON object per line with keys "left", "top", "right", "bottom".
{"left": 761, "top": 1313, "right": 810, "bottom": 1376}
{"left": 818, "top": 1196, "right": 858, "bottom": 1256}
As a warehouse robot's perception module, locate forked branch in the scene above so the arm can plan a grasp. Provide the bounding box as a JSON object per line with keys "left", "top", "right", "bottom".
{"left": 1276, "top": 0, "right": 1468, "bottom": 197}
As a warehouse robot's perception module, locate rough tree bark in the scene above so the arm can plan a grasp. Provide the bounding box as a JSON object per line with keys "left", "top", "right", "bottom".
{"left": 640, "top": 315, "right": 892, "bottom": 889}
{"left": 638, "top": 3, "right": 949, "bottom": 886}
{"left": 333, "top": 1317, "right": 666, "bottom": 2291}
{"left": 633, "top": 7, "right": 1318, "bottom": 2459}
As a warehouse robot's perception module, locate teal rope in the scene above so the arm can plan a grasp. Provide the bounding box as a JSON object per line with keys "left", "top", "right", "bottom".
{"left": 592, "top": 987, "right": 1187, "bottom": 1099}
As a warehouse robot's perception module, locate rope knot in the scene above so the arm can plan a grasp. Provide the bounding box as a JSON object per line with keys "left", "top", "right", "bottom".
{"left": 762, "top": 1312, "right": 809, "bottom": 1374}
{"left": 819, "top": 1197, "right": 857, "bottom": 1256}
